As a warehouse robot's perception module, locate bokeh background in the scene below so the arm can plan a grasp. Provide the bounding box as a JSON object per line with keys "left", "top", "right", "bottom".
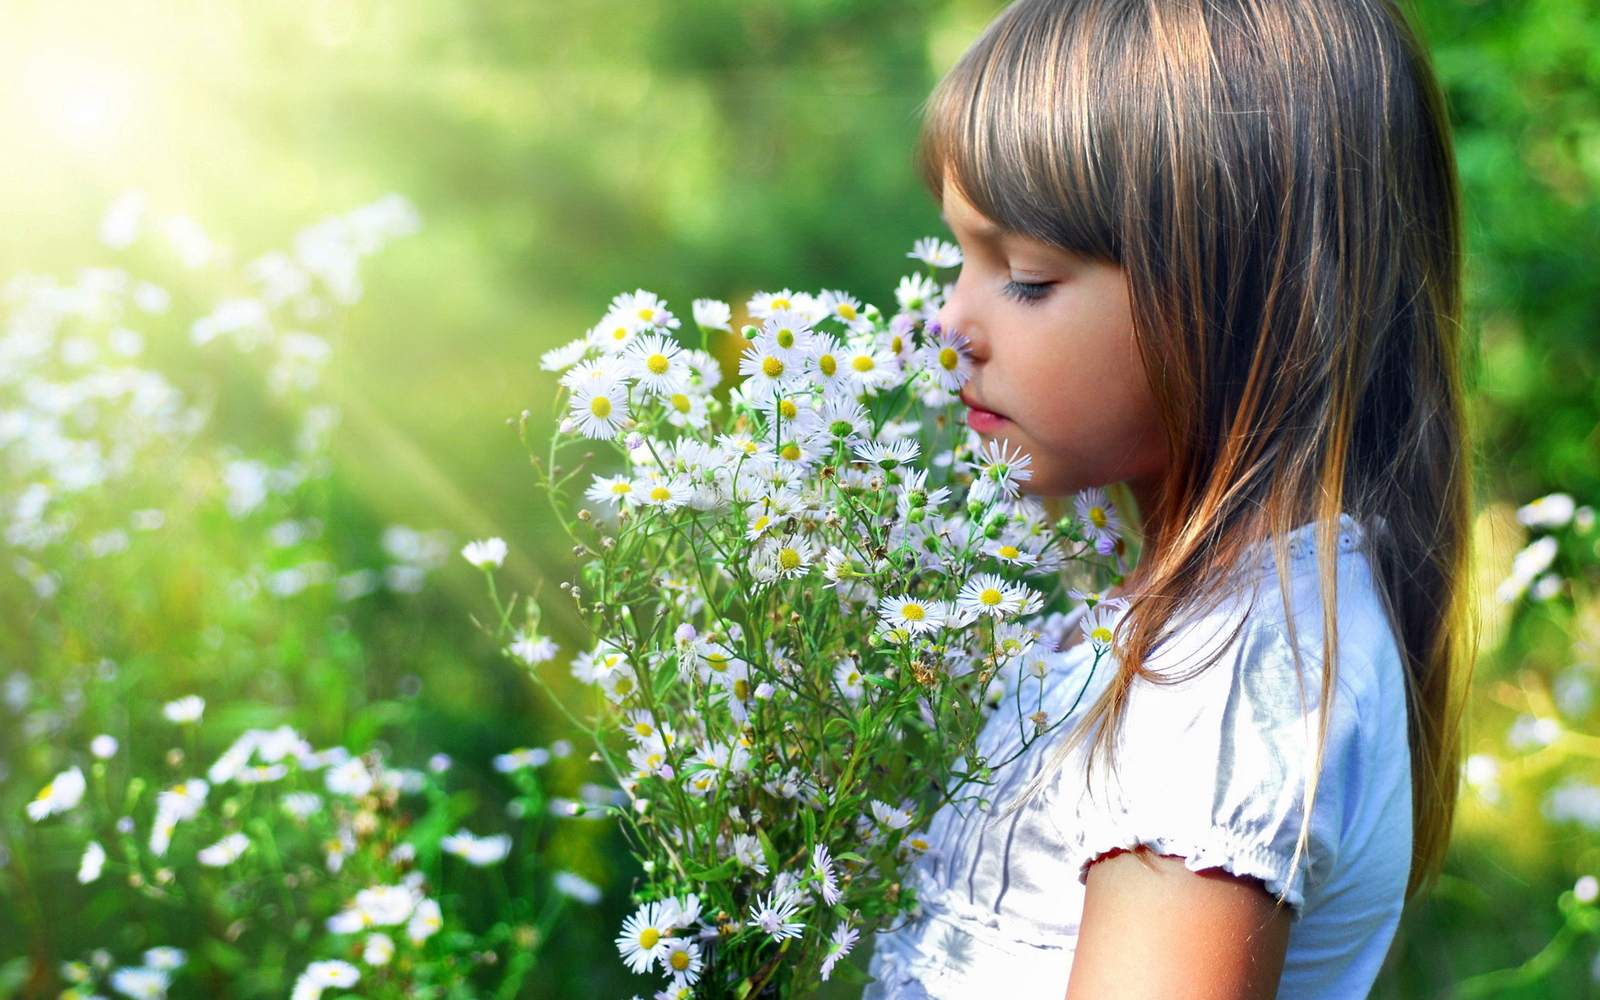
{"left": 2, "top": 0, "right": 1599, "bottom": 996}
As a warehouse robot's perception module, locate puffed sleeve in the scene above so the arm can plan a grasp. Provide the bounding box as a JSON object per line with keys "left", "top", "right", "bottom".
{"left": 1049, "top": 600, "right": 1355, "bottom": 914}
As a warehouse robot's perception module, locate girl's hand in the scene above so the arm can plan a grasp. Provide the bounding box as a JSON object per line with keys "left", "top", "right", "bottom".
{"left": 1066, "top": 848, "right": 1291, "bottom": 999}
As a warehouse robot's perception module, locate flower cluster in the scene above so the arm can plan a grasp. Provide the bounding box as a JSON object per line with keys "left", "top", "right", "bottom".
{"left": 498, "top": 239, "right": 1127, "bottom": 995}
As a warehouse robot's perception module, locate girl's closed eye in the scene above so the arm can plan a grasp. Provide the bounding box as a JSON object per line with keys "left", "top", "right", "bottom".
{"left": 1003, "top": 278, "right": 1053, "bottom": 303}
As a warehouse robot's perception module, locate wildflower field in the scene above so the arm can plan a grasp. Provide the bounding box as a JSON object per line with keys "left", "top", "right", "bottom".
{"left": 3, "top": 1, "right": 1600, "bottom": 998}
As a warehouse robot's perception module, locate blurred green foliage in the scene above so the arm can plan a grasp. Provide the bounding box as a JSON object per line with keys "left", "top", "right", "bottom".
{"left": 1, "top": 0, "right": 1598, "bottom": 996}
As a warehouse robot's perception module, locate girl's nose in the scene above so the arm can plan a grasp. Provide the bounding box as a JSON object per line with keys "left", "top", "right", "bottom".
{"left": 936, "top": 276, "right": 985, "bottom": 361}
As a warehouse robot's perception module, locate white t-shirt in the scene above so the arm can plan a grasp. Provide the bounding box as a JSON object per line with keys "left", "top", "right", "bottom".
{"left": 866, "top": 517, "right": 1412, "bottom": 1000}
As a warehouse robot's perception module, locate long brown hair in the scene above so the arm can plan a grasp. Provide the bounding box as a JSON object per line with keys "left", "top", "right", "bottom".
{"left": 920, "top": 0, "right": 1471, "bottom": 897}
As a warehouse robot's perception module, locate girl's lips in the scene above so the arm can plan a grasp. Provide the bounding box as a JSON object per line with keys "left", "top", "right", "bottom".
{"left": 965, "top": 404, "right": 1009, "bottom": 434}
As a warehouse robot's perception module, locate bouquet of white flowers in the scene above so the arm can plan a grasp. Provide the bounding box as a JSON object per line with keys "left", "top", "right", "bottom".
{"left": 477, "top": 239, "right": 1127, "bottom": 999}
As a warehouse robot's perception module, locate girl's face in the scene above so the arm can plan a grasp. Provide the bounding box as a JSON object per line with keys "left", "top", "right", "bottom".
{"left": 937, "top": 179, "right": 1169, "bottom": 503}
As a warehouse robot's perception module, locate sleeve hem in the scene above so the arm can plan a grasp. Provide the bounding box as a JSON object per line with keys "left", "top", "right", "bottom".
{"left": 1074, "top": 829, "right": 1306, "bottom": 915}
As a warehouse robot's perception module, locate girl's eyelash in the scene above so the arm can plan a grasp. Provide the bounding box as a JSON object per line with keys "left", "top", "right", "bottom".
{"left": 1003, "top": 279, "right": 1053, "bottom": 304}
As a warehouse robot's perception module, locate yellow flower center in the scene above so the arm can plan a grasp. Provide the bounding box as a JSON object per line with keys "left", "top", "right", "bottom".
{"left": 650, "top": 486, "right": 673, "bottom": 502}
{"left": 911, "top": 838, "right": 930, "bottom": 852}
{"left": 707, "top": 654, "right": 729, "bottom": 672}
{"left": 776, "top": 328, "right": 795, "bottom": 348}
{"left": 751, "top": 515, "right": 769, "bottom": 533}
{"left": 780, "top": 443, "right": 801, "bottom": 461}
{"left": 589, "top": 396, "right": 612, "bottom": 418}
{"left": 646, "top": 353, "right": 670, "bottom": 375}
{"left": 615, "top": 675, "right": 635, "bottom": 695}
{"left": 772, "top": 297, "right": 792, "bottom": 310}
{"left": 1089, "top": 507, "right": 1108, "bottom": 529}
{"left": 819, "top": 354, "right": 837, "bottom": 376}
{"left": 900, "top": 603, "right": 925, "bottom": 622}
{"left": 670, "top": 951, "right": 690, "bottom": 972}
{"left": 611, "top": 326, "right": 629, "bottom": 341}
{"left": 851, "top": 355, "right": 875, "bottom": 372}
{"left": 979, "top": 587, "right": 1004, "bottom": 606}
{"left": 670, "top": 393, "right": 691, "bottom": 413}
{"left": 939, "top": 347, "right": 959, "bottom": 370}
{"left": 610, "top": 482, "right": 633, "bottom": 495}
{"left": 762, "top": 356, "right": 784, "bottom": 378}
{"left": 998, "top": 545, "right": 1020, "bottom": 559}
{"left": 637, "top": 308, "right": 655, "bottom": 321}
{"left": 733, "top": 678, "right": 750, "bottom": 700}
{"left": 890, "top": 335, "right": 903, "bottom": 354}
{"left": 836, "top": 303, "right": 857, "bottom": 320}
{"left": 639, "top": 928, "right": 661, "bottom": 950}
{"left": 740, "top": 440, "right": 759, "bottom": 454}
{"left": 778, "top": 548, "right": 801, "bottom": 571}
{"left": 1091, "top": 626, "right": 1114, "bottom": 644}
{"left": 37, "top": 781, "right": 53, "bottom": 799}
{"left": 778, "top": 399, "right": 798, "bottom": 419}
{"left": 1001, "top": 638, "right": 1022, "bottom": 654}
{"left": 634, "top": 723, "right": 653, "bottom": 737}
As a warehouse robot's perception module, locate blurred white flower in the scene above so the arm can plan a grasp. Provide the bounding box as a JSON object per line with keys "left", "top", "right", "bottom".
{"left": 441, "top": 829, "right": 512, "bottom": 866}
{"left": 197, "top": 832, "right": 250, "bottom": 867}
{"left": 494, "top": 747, "right": 550, "bottom": 772}
{"left": 161, "top": 695, "right": 204, "bottom": 724}
{"left": 109, "top": 966, "right": 169, "bottom": 1000}
{"left": 325, "top": 758, "right": 374, "bottom": 797}
{"left": 77, "top": 840, "right": 106, "bottom": 883}
{"left": 282, "top": 791, "right": 324, "bottom": 819}
{"left": 553, "top": 870, "right": 603, "bottom": 905}
{"left": 406, "top": 897, "right": 443, "bottom": 945}
{"left": 90, "top": 734, "right": 118, "bottom": 759}
{"left": 692, "top": 298, "right": 732, "bottom": 332}
{"left": 907, "top": 237, "right": 963, "bottom": 269}
{"left": 142, "top": 949, "right": 185, "bottom": 972}
{"left": 27, "top": 766, "right": 86, "bottom": 821}
{"left": 1575, "top": 876, "right": 1599, "bottom": 904}
{"left": 290, "top": 959, "right": 359, "bottom": 1000}
{"left": 460, "top": 537, "right": 507, "bottom": 570}
{"left": 100, "top": 191, "right": 147, "bottom": 248}
{"left": 1518, "top": 493, "right": 1576, "bottom": 529}
{"left": 1496, "top": 535, "right": 1560, "bottom": 603}
{"left": 327, "top": 884, "right": 419, "bottom": 933}
{"left": 362, "top": 932, "right": 395, "bottom": 966}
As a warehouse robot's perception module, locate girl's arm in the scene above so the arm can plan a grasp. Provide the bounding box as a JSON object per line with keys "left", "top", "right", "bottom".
{"left": 1066, "top": 848, "right": 1292, "bottom": 1000}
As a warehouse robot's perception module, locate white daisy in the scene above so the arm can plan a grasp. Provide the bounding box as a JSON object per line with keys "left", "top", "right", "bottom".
{"left": 692, "top": 298, "right": 732, "bottom": 332}
{"left": 109, "top": 967, "right": 170, "bottom": 1000}
{"left": 460, "top": 537, "right": 507, "bottom": 570}
{"left": 637, "top": 475, "right": 693, "bottom": 511}
{"left": 855, "top": 439, "right": 920, "bottom": 471}
{"left": 880, "top": 313, "right": 917, "bottom": 362}
{"left": 820, "top": 920, "right": 861, "bottom": 981}
{"left": 441, "top": 829, "right": 512, "bottom": 866}
{"left": 819, "top": 289, "right": 871, "bottom": 329}
{"left": 567, "top": 378, "right": 630, "bottom": 440}
{"left": 746, "top": 288, "right": 803, "bottom": 319}
{"left": 406, "top": 898, "right": 442, "bottom": 945}
{"left": 755, "top": 309, "right": 816, "bottom": 363}
{"left": 290, "top": 960, "right": 359, "bottom": 1000}
{"left": 922, "top": 323, "right": 974, "bottom": 392}
{"left": 560, "top": 356, "right": 623, "bottom": 391}
{"left": 841, "top": 342, "right": 898, "bottom": 391}
{"left": 539, "top": 336, "right": 591, "bottom": 372}
{"left": 955, "top": 573, "right": 1028, "bottom": 619}
{"left": 984, "top": 537, "right": 1041, "bottom": 567}
{"left": 1074, "top": 487, "right": 1123, "bottom": 553}
{"left": 621, "top": 333, "right": 691, "bottom": 397}
{"left": 663, "top": 391, "right": 710, "bottom": 429}
{"left": 587, "top": 308, "right": 649, "bottom": 354}
{"left": 757, "top": 535, "right": 816, "bottom": 580}
{"left": 833, "top": 658, "right": 866, "bottom": 703}
{"left": 968, "top": 439, "right": 1034, "bottom": 503}
{"left": 877, "top": 594, "right": 945, "bottom": 634}
{"left": 363, "top": 932, "right": 395, "bottom": 966}
{"left": 584, "top": 473, "right": 639, "bottom": 508}
{"left": 869, "top": 799, "right": 915, "bottom": 830}
{"left": 682, "top": 347, "right": 725, "bottom": 392}
{"left": 812, "top": 844, "right": 842, "bottom": 905}
{"left": 612, "top": 289, "right": 680, "bottom": 329}
{"left": 659, "top": 938, "right": 703, "bottom": 984}
{"left": 747, "top": 886, "right": 805, "bottom": 941}
{"left": 896, "top": 272, "right": 943, "bottom": 320}
{"left": 615, "top": 901, "right": 672, "bottom": 974}
{"left": 78, "top": 840, "right": 106, "bottom": 883}
{"left": 1081, "top": 600, "right": 1129, "bottom": 653}
{"left": 27, "top": 766, "right": 86, "bottom": 821}
{"left": 798, "top": 395, "right": 871, "bottom": 447}
{"left": 895, "top": 468, "right": 951, "bottom": 522}
{"left": 737, "top": 343, "right": 800, "bottom": 398}
{"left": 197, "top": 832, "right": 250, "bottom": 867}
{"left": 908, "top": 236, "right": 963, "bottom": 269}
{"left": 162, "top": 695, "right": 205, "bottom": 724}
{"left": 993, "top": 622, "right": 1042, "bottom": 661}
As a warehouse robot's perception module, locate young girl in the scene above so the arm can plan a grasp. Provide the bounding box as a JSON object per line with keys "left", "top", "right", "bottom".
{"left": 866, "top": 0, "right": 1470, "bottom": 997}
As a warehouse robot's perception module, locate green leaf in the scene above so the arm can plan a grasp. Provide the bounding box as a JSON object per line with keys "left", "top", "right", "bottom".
{"left": 688, "top": 857, "right": 739, "bottom": 881}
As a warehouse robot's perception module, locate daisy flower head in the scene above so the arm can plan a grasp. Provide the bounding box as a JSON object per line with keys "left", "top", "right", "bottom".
{"left": 612, "top": 289, "right": 679, "bottom": 329}
{"left": 756, "top": 309, "right": 816, "bottom": 361}
{"left": 819, "top": 289, "right": 871, "bottom": 329}
{"left": 163, "top": 695, "right": 205, "bottom": 724}
{"left": 691, "top": 298, "right": 732, "bottom": 332}
{"left": 909, "top": 236, "right": 964, "bottom": 269}
{"left": 841, "top": 341, "right": 898, "bottom": 392}
{"left": 968, "top": 439, "right": 1034, "bottom": 504}
{"left": 882, "top": 312, "right": 917, "bottom": 362}
{"left": 877, "top": 594, "right": 945, "bottom": 634}
{"left": 747, "top": 886, "right": 805, "bottom": 942}
{"left": 896, "top": 468, "right": 952, "bottom": 522}
{"left": 290, "top": 960, "right": 359, "bottom": 1000}
{"left": 27, "top": 766, "right": 86, "bottom": 821}
{"left": 615, "top": 901, "right": 673, "bottom": 974}
{"left": 993, "top": 621, "right": 1042, "bottom": 661}
{"left": 567, "top": 377, "right": 630, "bottom": 440}
{"left": 984, "top": 537, "right": 1041, "bottom": 567}
{"left": 746, "top": 288, "right": 804, "bottom": 319}
{"left": 1081, "top": 599, "right": 1130, "bottom": 653}
{"left": 737, "top": 342, "right": 800, "bottom": 398}
{"left": 559, "top": 356, "right": 622, "bottom": 391}
{"left": 820, "top": 920, "right": 861, "bottom": 981}
{"left": 637, "top": 475, "right": 693, "bottom": 511}
{"left": 833, "top": 657, "right": 865, "bottom": 703}
{"left": 1073, "top": 487, "right": 1123, "bottom": 553}
{"left": 588, "top": 308, "right": 649, "bottom": 354}
{"left": 621, "top": 333, "right": 690, "bottom": 397}
{"left": 659, "top": 938, "right": 703, "bottom": 985}
{"left": 663, "top": 390, "right": 710, "bottom": 429}
{"left": 896, "top": 272, "right": 943, "bottom": 320}
{"left": 812, "top": 843, "right": 842, "bottom": 905}
{"left": 855, "top": 438, "right": 920, "bottom": 472}
{"left": 955, "top": 573, "right": 1029, "bottom": 619}
{"left": 757, "top": 534, "right": 816, "bottom": 580}
{"left": 78, "top": 839, "right": 107, "bottom": 883}
{"left": 922, "top": 323, "right": 975, "bottom": 393}
{"left": 460, "top": 537, "right": 507, "bottom": 570}
{"left": 798, "top": 394, "right": 871, "bottom": 447}
{"left": 584, "top": 473, "right": 639, "bottom": 509}
{"left": 869, "top": 799, "right": 915, "bottom": 830}
{"left": 110, "top": 967, "right": 171, "bottom": 1000}
{"left": 539, "top": 336, "right": 591, "bottom": 372}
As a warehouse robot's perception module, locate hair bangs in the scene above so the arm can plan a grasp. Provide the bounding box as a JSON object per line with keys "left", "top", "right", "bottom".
{"left": 916, "top": 0, "right": 1125, "bottom": 261}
